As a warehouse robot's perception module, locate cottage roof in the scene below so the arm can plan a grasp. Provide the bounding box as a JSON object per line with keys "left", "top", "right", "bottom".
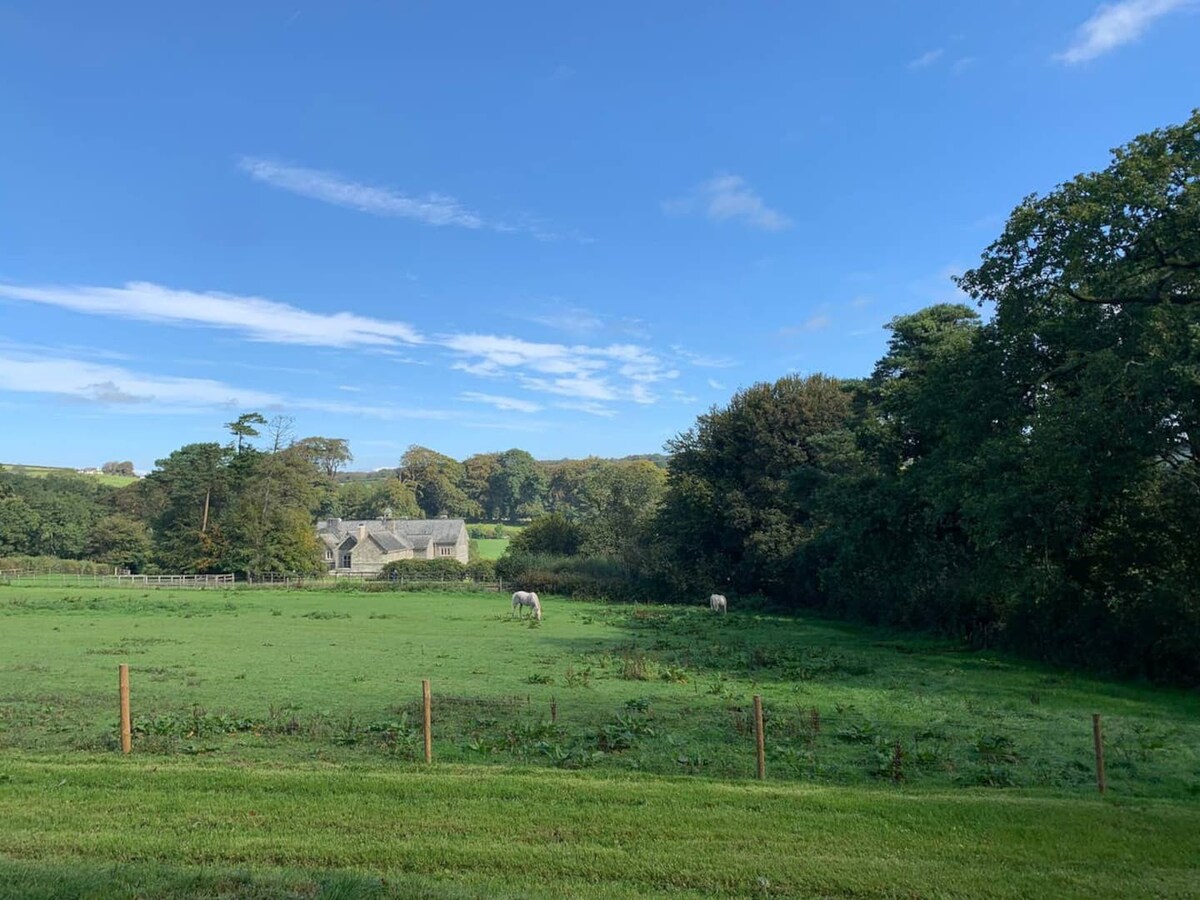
{"left": 369, "top": 531, "right": 412, "bottom": 552}
{"left": 315, "top": 517, "right": 466, "bottom": 550}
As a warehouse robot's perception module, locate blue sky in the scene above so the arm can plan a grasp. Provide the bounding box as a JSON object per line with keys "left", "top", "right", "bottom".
{"left": 1, "top": 1, "right": 1197, "bottom": 472}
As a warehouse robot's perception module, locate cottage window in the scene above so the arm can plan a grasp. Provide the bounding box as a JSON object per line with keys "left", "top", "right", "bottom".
{"left": 340, "top": 553, "right": 352, "bottom": 568}
{"left": 325, "top": 549, "right": 333, "bottom": 560}
{"left": 437, "top": 544, "right": 454, "bottom": 557}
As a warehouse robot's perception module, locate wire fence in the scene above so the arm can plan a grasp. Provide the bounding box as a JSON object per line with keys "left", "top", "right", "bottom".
{"left": 0, "top": 570, "right": 234, "bottom": 588}
{"left": 0, "top": 569, "right": 504, "bottom": 591}
{"left": 62, "top": 672, "right": 1196, "bottom": 798}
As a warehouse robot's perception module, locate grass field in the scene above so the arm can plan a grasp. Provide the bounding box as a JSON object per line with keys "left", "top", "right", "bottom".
{"left": 1, "top": 585, "right": 1197, "bottom": 897}
{"left": 0, "top": 463, "right": 138, "bottom": 488}
{"left": 471, "top": 538, "right": 510, "bottom": 559}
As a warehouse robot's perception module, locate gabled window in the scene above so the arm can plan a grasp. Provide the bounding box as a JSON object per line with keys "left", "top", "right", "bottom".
{"left": 437, "top": 544, "right": 454, "bottom": 557}
{"left": 340, "top": 553, "right": 352, "bottom": 569}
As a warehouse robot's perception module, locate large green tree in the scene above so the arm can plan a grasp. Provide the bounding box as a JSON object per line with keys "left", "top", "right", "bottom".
{"left": 399, "top": 446, "right": 473, "bottom": 518}
{"left": 141, "top": 443, "right": 232, "bottom": 573}
{"left": 653, "top": 374, "right": 854, "bottom": 596}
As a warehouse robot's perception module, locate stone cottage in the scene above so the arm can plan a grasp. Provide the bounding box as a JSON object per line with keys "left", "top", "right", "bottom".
{"left": 315, "top": 517, "right": 470, "bottom": 575}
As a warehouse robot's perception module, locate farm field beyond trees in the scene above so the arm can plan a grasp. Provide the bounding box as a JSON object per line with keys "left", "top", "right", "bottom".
{"left": 0, "top": 588, "right": 1198, "bottom": 897}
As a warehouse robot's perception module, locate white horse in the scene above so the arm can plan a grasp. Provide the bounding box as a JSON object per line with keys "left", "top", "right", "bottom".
{"left": 512, "top": 590, "right": 542, "bottom": 621}
{"left": 709, "top": 593, "right": 727, "bottom": 614}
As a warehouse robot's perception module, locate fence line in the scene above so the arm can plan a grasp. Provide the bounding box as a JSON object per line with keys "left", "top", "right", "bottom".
{"left": 106, "top": 667, "right": 1155, "bottom": 796}
{"left": 0, "top": 570, "right": 234, "bottom": 588}
{"left": 0, "top": 568, "right": 504, "bottom": 591}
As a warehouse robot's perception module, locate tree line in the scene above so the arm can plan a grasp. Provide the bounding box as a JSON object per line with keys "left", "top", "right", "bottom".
{"left": 0, "top": 410, "right": 668, "bottom": 579}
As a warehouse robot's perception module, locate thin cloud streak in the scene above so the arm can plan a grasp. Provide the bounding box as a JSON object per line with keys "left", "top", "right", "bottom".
{"left": 0, "top": 352, "right": 457, "bottom": 420}
{"left": 907, "top": 48, "right": 944, "bottom": 69}
{"left": 461, "top": 392, "right": 543, "bottom": 413}
{"left": 239, "top": 156, "right": 585, "bottom": 241}
{"left": 0, "top": 354, "right": 281, "bottom": 410}
{"left": 239, "top": 157, "right": 485, "bottom": 228}
{"left": 0, "top": 281, "right": 424, "bottom": 348}
{"left": 1056, "top": 0, "right": 1192, "bottom": 63}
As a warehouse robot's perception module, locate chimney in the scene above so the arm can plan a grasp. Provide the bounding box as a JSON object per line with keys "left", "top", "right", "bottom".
{"left": 326, "top": 517, "right": 342, "bottom": 530}
{"left": 357, "top": 523, "right": 367, "bottom": 541}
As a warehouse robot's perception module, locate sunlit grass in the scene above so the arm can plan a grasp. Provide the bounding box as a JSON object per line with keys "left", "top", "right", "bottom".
{"left": 1, "top": 585, "right": 1197, "bottom": 896}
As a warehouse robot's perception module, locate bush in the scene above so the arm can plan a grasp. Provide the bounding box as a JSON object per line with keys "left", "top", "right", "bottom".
{"left": 0, "top": 555, "right": 114, "bottom": 576}
{"left": 496, "top": 552, "right": 651, "bottom": 602}
{"left": 465, "top": 558, "right": 497, "bottom": 581}
{"left": 468, "top": 524, "right": 508, "bottom": 539}
{"left": 509, "top": 514, "right": 583, "bottom": 556}
{"left": 378, "top": 558, "right": 466, "bottom": 581}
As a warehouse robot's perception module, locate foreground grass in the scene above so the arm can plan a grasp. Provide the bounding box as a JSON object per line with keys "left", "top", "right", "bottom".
{"left": 1, "top": 756, "right": 1197, "bottom": 899}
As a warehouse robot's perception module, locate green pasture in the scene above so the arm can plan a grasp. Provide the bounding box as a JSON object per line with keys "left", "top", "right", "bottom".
{"left": 471, "top": 538, "right": 510, "bottom": 559}
{"left": 0, "top": 585, "right": 1197, "bottom": 897}
{"left": 1, "top": 586, "right": 1196, "bottom": 793}
{"left": 0, "top": 463, "right": 137, "bottom": 488}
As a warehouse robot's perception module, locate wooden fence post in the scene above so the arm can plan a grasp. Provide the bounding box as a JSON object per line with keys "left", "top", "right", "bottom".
{"left": 422, "top": 679, "right": 432, "bottom": 764}
{"left": 119, "top": 664, "right": 131, "bottom": 754}
{"left": 753, "top": 694, "right": 765, "bottom": 780}
{"left": 1092, "top": 713, "right": 1106, "bottom": 795}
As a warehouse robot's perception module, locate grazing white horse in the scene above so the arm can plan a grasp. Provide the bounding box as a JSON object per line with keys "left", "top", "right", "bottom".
{"left": 512, "top": 590, "right": 542, "bottom": 621}
{"left": 709, "top": 593, "right": 727, "bottom": 614}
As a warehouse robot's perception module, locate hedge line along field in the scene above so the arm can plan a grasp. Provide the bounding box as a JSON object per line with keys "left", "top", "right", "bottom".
{"left": 1, "top": 585, "right": 1198, "bottom": 897}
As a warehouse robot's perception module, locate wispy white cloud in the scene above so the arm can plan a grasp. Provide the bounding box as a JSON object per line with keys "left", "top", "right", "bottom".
{"left": 522, "top": 306, "right": 649, "bottom": 339}
{"left": 0, "top": 281, "right": 424, "bottom": 348}
{"left": 555, "top": 400, "right": 616, "bottom": 418}
{"left": 523, "top": 306, "right": 606, "bottom": 335}
{"left": 850, "top": 295, "right": 873, "bottom": 309}
{"left": 672, "top": 346, "right": 739, "bottom": 369}
{"left": 296, "top": 400, "right": 455, "bottom": 421}
{"left": 0, "top": 351, "right": 456, "bottom": 421}
{"left": 664, "top": 174, "right": 791, "bottom": 231}
{"left": 1056, "top": 0, "right": 1192, "bottom": 63}
{"left": 461, "top": 391, "right": 543, "bottom": 413}
{"left": 779, "top": 315, "right": 832, "bottom": 337}
{"left": 707, "top": 378, "right": 725, "bottom": 390}
{"left": 239, "top": 156, "right": 588, "bottom": 242}
{"left": 907, "top": 48, "right": 944, "bottom": 69}
{"left": 951, "top": 56, "right": 976, "bottom": 75}
{"left": 1, "top": 278, "right": 694, "bottom": 416}
{"left": 0, "top": 354, "right": 282, "bottom": 411}
{"left": 442, "top": 333, "right": 677, "bottom": 405}
{"left": 671, "top": 389, "right": 699, "bottom": 404}
{"left": 238, "top": 157, "right": 485, "bottom": 228}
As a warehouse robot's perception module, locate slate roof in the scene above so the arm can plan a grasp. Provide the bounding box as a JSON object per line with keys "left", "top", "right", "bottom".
{"left": 315, "top": 518, "right": 466, "bottom": 554}
{"left": 369, "top": 531, "right": 412, "bottom": 553}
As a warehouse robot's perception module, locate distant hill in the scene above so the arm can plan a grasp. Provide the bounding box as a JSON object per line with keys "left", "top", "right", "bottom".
{"left": 0, "top": 463, "right": 139, "bottom": 488}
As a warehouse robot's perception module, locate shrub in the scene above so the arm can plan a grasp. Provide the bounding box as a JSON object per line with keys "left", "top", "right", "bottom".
{"left": 465, "top": 558, "right": 497, "bottom": 581}
{"left": 496, "top": 552, "right": 651, "bottom": 602}
{"left": 468, "top": 524, "right": 508, "bottom": 539}
{"left": 509, "top": 514, "right": 583, "bottom": 556}
{"left": 378, "top": 558, "right": 466, "bottom": 581}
